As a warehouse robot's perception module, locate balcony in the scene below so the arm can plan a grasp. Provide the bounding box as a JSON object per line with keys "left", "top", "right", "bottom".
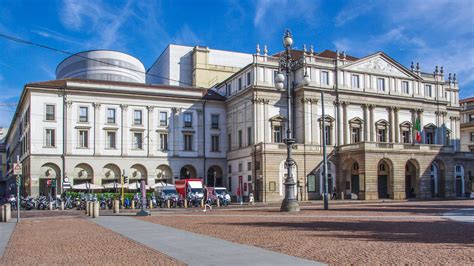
{"left": 254, "top": 143, "right": 322, "bottom": 153}
{"left": 337, "top": 142, "right": 454, "bottom": 153}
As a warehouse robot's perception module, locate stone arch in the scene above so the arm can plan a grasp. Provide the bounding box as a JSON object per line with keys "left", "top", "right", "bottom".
{"left": 454, "top": 164, "right": 465, "bottom": 197}
{"left": 342, "top": 158, "right": 361, "bottom": 199}
{"left": 73, "top": 163, "right": 93, "bottom": 185}
{"left": 405, "top": 159, "right": 419, "bottom": 198}
{"left": 279, "top": 160, "right": 297, "bottom": 197}
{"left": 180, "top": 165, "right": 197, "bottom": 179}
{"left": 39, "top": 163, "right": 61, "bottom": 196}
{"left": 101, "top": 163, "right": 120, "bottom": 181}
{"left": 156, "top": 164, "right": 173, "bottom": 183}
{"left": 377, "top": 158, "right": 393, "bottom": 199}
{"left": 130, "top": 164, "right": 148, "bottom": 183}
{"left": 207, "top": 165, "right": 223, "bottom": 187}
{"left": 430, "top": 160, "right": 446, "bottom": 198}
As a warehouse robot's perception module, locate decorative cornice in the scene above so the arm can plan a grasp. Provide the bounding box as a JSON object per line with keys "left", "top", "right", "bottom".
{"left": 120, "top": 104, "right": 128, "bottom": 110}
{"left": 93, "top": 102, "right": 101, "bottom": 109}
{"left": 301, "top": 97, "right": 318, "bottom": 104}
{"left": 146, "top": 106, "right": 154, "bottom": 112}
{"left": 252, "top": 97, "right": 270, "bottom": 104}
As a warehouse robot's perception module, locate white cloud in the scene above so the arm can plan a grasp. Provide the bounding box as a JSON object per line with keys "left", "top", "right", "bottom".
{"left": 334, "top": 2, "right": 374, "bottom": 26}
{"left": 172, "top": 25, "right": 202, "bottom": 46}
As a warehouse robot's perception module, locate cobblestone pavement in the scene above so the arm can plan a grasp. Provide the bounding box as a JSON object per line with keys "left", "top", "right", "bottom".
{"left": 0, "top": 217, "right": 183, "bottom": 265}
{"left": 140, "top": 200, "right": 474, "bottom": 265}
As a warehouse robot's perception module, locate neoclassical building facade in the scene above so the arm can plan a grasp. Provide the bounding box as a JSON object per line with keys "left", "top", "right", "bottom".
{"left": 4, "top": 46, "right": 473, "bottom": 200}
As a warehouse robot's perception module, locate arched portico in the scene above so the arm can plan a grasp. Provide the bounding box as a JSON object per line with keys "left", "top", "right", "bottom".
{"left": 180, "top": 165, "right": 197, "bottom": 179}
{"left": 454, "top": 164, "right": 465, "bottom": 197}
{"left": 156, "top": 165, "right": 173, "bottom": 184}
{"left": 207, "top": 166, "right": 223, "bottom": 187}
{"left": 377, "top": 159, "right": 393, "bottom": 199}
{"left": 405, "top": 159, "right": 419, "bottom": 198}
{"left": 39, "top": 163, "right": 61, "bottom": 197}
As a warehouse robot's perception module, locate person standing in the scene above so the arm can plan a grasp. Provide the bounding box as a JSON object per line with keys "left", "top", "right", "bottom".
{"left": 331, "top": 186, "right": 337, "bottom": 200}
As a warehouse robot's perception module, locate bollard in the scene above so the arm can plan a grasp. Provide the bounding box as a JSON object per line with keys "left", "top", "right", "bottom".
{"left": 113, "top": 200, "right": 120, "bottom": 214}
{"left": 49, "top": 202, "right": 53, "bottom": 211}
{"left": 340, "top": 192, "right": 345, "bottom": 201}
{"left": 85, "top": 201, "right": 90, "bottom": 215}
{"left": 131, "top": 200, "right": 135, "bottom": 210}
{"left": 217, "top": 198, "right": 220, "bottom": 207}
{"left": 89, "top": 202, "right": 94, "bottom": 217}
{"left": 4, "top": 203, "right": 11, "bottom": 222}
{"left": 166, "top": 199, "right": 171, "bottom": 209}
{"left": 92, "top": 202, "right": 99, "bottom": 218}
{"left": 149, "top": 200, "right": 153, "bottom": 209}
{"left": 184, "top": 199, "right": 188, "bottom": 208}
{"left": 201, "top": 199, "right": 204, "bottom": 208}
{"left": 60, "top": 201, "right": 65, "bottom": 211}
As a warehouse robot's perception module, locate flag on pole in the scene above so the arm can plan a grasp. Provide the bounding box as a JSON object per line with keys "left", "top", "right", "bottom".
{"left": 414, "top": 117, "right": 421, "bottom": 143}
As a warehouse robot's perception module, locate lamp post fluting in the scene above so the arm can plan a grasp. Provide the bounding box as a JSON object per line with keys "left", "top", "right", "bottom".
{"left": 275, "top": 30, "right": 310, "bottom": 212}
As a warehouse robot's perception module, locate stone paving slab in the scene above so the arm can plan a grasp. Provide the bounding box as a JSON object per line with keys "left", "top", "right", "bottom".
{"left": 443, "top": 208, "right": 474, "bottom": 223}
{"left": 94, "top": 216, "right": 322, "bottom": 266}
{"left": 0, "top": 219, "right": 16, "bottom": 258}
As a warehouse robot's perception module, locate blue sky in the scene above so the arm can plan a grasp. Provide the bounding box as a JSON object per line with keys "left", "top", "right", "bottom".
{"left": 0, "top": 0, "right": 473, "bottom": 127}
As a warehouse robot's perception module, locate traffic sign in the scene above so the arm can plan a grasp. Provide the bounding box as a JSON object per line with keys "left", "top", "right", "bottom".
{"left": 13, "top": 163, "right": 22, "bottom": 175}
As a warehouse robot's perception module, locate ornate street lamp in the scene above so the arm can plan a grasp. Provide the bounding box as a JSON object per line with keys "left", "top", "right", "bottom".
{"left": 275, "top": 29, "right": 310, "bottom": 212}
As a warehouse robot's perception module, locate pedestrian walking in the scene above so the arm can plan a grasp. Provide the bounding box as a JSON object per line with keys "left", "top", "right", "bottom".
{"left": 331, "top": 186, "right": 337, "bottom": 200}
{"left": 249, "top": 193, "right": 255, "bottom": 206}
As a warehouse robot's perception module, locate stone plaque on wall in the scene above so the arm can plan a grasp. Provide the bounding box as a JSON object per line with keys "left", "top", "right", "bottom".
{"left": 307, "top": 175, "right": 315, "bottom": 192}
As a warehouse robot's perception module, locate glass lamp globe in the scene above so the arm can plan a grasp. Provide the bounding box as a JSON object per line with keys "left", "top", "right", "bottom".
{"left": 283, "top": 35, "right": 293, "bottom": 48}
{"left": 275, "top": 82, "right": 285, "bottom": 90}
{"left": 275, "top": 73, "right": 285, "bottom": 83}
{"left": 303, "top": 73, "right": 311, "bottom": 86}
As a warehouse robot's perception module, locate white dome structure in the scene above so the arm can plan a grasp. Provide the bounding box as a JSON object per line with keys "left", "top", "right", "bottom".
{"left": 56, "top": 50, "right": 146, "bottom": 83}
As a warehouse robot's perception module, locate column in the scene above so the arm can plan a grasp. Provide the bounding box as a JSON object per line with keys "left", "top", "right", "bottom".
{"left": 121, "top": 104, "right": 128, "bottom": 156}
{"left": 342, "top": 101, "right": 348, "bottom": 145}
{"left": 335, "top": 101, "right": 342, "bottom": 146}
{"left": 197, "top": 109, "right": 204, "bottom": 156}
{"left": 363, "top": 104, "right": 369, "bottom": 142}
{"left": 394, "top": 107, "right": 400, "bottom": 143}
{"left": 411, "top": 109, "right": 416, "bottom": 143}
{"left": 418, "top": 109, "right": 424, "bottom": 144}
{"left": 171, "top": 107, "right": 179, "bottom": 156}
{"left": 302, "top": 98, "right": 311, "bottom": 144}
{"left": 65, "top": 100, "right": 73, "bottom": 155}
{"left": 263, "top": 99, "right": 270, "bottom": 143}
{"left": 455, "top": 117, "right": 460, "bottom": 151}
{"left": 369, "top": 104, "right": 375, "bottom": 142}
{"left": 388, "top": 106, "right": 394, "bottom": 143}
{"left": 147, "top": 106, "right": 154, "bottom": 157}
{"left": 442, "top": 112, "right": 447, "bottom": 146}
{"left": 311, "top": 99, "right": 319, "bottom": 145}
{"left": 93, "top": 102, "right": 101, "bottom": 155}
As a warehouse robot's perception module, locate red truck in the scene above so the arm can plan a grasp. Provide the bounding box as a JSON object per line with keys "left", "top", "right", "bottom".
{"left": 175, "top": 179, "right": 204, "bottom": 201}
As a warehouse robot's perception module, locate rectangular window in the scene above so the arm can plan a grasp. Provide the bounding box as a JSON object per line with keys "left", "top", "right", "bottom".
{"left": 159, "top": 112, "right": 168, "bottom": 126}
{"left": 273, "top": 126, "right": 282, "bottom": 143}
{"left": 78, "top": 130, "right": 89, "bottom": 148}
{"left": 471, "top": 132, "right": 474, "bottom": 142}
{"left": 425, "top": 85, "right": 432, "bottom": 97}
{"left": 134, "top": 110, "right": 143, "bottom": 125}
{"left": 469, "top": 114, "right": 474, "bottom": 122}
{"left": 377, "top": 78, "right": 385, "bottom": 91}
{"left": 247, "top": 162, "right": 251, "bottom": 171}
{"left": 45, "top": 129, "right": 55, "bottom": 147}
{"left": 247, "top": 72, "right": 251, "bottom": 86}
{"left": 238, "top": 130, "right": 243, "bottom": 148}
{"left": 107, "top": 108, "right": 116, "bottom": 124}
{"left": 184, "top": 134, "right": 193, "bottom": 151}
{"left": 211, "top": 114, "right": 219, "bottom": 129}
{"left": 228, "top": 133, "right": 231, "bottom": 151}
{"left": 106, "top": 131, "right": 116, "bottom": 149}
{"left": 402, "top": 81, "right": 409, "bottom": 94}
{"left": 321, "top": 71, "right": 329, "bottom": 85}
{"left": 184, "top": 113, "right": 193, "bottom": 128}
{"left": 211, "top": 135, "right": 219, "bottom": 151}
{"left": 238, "top": 77, "right": 242, "bottom": 91}
{"left": 325, "top": 126, "right": 332, "bottom": 145}
{"left": 45, "top": 105, "right": 55, "bottom": 121}
{"left": 247, "top": 127, "right": 252, "bottom": 145}
{"left": 351, "top": 74, "right": 360, "bottom": 88}
{"left": 351, "top": 127, "right": 360, "bottom": 143}
{"left": 133, "top": 132, "right": 143, "bottom": 149}
{"left": 378, "top": 129, "right": 386, "bottom": 142}
{"left": 79, "top": 107, "right": 88, "bottom": 122}
{"left": 228, "top": 165, "right": 232, "bottom": 174}
{"left": 402, "top": 130, "right": 411, "bottom": 143}
{"left": 159, "top": 133, "right": 168, "bottom": 151}
{"left": 226, "top": 84, "right": 232, "bottom": 96}
{"left": 238, "top": 163, "right": 243, "bottom": 172}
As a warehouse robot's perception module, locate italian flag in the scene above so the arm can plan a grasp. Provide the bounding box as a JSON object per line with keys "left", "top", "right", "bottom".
{"left": 414, "top": 117, "right": 422, "bottom": 143}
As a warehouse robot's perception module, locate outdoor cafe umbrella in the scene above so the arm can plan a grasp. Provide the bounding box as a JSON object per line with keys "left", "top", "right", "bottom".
{"left": 152, "top": 181, "right": 171, "bottom": 189}
{"left": 127, "top": 181, "right": 151, "bottom": 190}
{"left": 102, "top": 181, "right": 121, "bottom": 189}
{"left": 71, "top": 182, "right": 104, "bottom": 190}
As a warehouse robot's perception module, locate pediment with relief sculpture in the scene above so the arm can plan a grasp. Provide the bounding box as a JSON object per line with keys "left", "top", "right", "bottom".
{"left": 341, "top": 53, "right": 419, "bottom": 79}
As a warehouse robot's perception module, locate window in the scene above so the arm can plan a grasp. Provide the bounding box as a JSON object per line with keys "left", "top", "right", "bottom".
{"left": 469, "top": 114, "right": 474, "bottom": 122}
{"left": 107, "top": 108, "right": 116, "bottom": 124}
{"left": 446, "top": 131, "right": 451, "bottom": 146}
{"left": 78, "top": 130, "right": 89, "bottom": 148}
{"left": 238, "top": 130, "right": 243, "bottom": 148}
{"left": 228, "top": 134, "right": 232, "bottom": 151}
{"left": 79, "top": 107, "right": 88, "bottom": 122}
{"left": 402, "top": 130, "right": 411, "bottom": 143}
{"left": 471, "top": 132, "right": 474, "bottom": 142}
{"left": 134, "top": 110, "right": 142, "bottom": 125}
{"left": 402, "top": 81, "right": 409, "bottom": 94}
{"left": 211, "top": 114, "right": 219, "bottom": 129}
{"left": 351, "top": 74, "right": 360, "bottom": 88}
{"left": 425, "top": 129, "right": 435, "bottom": 144}
{"left": 247, "top": 162, "right": 251, "bottom": 171}
{"left": 159, "top": 133, "right": 168, "bottom": 151}
{"left": 228, "top": 165, "right": 232, "bottom": 174}
{"left": 324, "top": 125, "right": 332, "bottom": 145}
{"left": 159, "top": 112, "right": 168, "bottom": 126}
{"left": 45, "top": 129, "right": 55, "bottom": 147}
{"left": 211, "top": 135, "right": 219, "bottom": 151}
{"left": 246, "top": 72, "right": 251, "bottom": 86}
{"left": 377, "top": 78, "right": 385, "bottom": 91}
{"left": 106, "top": 131, "right": 116, "bottom": 149}
{"left": 226, "top": 84, "right": 232, "bottom": 96}
{"left": 425, "top": 85, "right": 432, "bottom": 97}
{"left": 273, "top": 70, "right": 278, "bottom": 84}
{"left": 238, "top": 77, "right": 242, "bottom": 91}
{"left": 133, "top": 132, "right": 143, "bottom": 149}
{"left": 184, "top": 134, "right": 193, "bottom": 151}
{"left": 378, "top": 129, "right": 386, "bottom": 142}
{"left": 321, "top": 71, "right": 329, "bottom": 85}
{"left": 247, "top": 127, "right": 252, "bottom": 146}
{"left": 379, "top": 164, "right": 386, "bottom": 171}
{"left": 45, "top": 105, "right": 55, "bottom": 121}
{"left": 351, "top": 127, "right": 361, "bottom": 143}
{"left": 238, "top": 163, "right": 243, "bottom": 172}
{"left": 273, "top": 126, "right": 282, "bottom": 143}
{"left": 184, "top": 113, "right": 192, "bottom": 128}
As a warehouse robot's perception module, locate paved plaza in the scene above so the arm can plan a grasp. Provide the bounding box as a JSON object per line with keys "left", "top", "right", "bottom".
{"left": 0, "top": 200, "right": 473, "bottom": 265}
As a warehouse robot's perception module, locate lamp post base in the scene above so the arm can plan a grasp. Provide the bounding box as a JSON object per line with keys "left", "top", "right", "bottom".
{"left": 280, "top": 198, "right": 300, "bottom": 212}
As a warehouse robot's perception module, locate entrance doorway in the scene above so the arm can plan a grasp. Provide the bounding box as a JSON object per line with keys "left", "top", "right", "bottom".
{"left": 405, "top": 160, "right": 418, "bottom": 198}
{"left": 351, "top": 175, "right": 359, "bottom": 195}
{"left": 377, "top": 160, "right": 390, "bottom": 199}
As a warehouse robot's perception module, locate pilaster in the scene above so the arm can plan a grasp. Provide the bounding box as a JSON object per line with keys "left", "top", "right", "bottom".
{"left": 147, "top": 106, "right": 154, "bottom": 157}
{"left": 93, "top": 102, "right": 101, "bottom": 155}
{"left": 121, "top": 104, "right": 128, "bottom": 156}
